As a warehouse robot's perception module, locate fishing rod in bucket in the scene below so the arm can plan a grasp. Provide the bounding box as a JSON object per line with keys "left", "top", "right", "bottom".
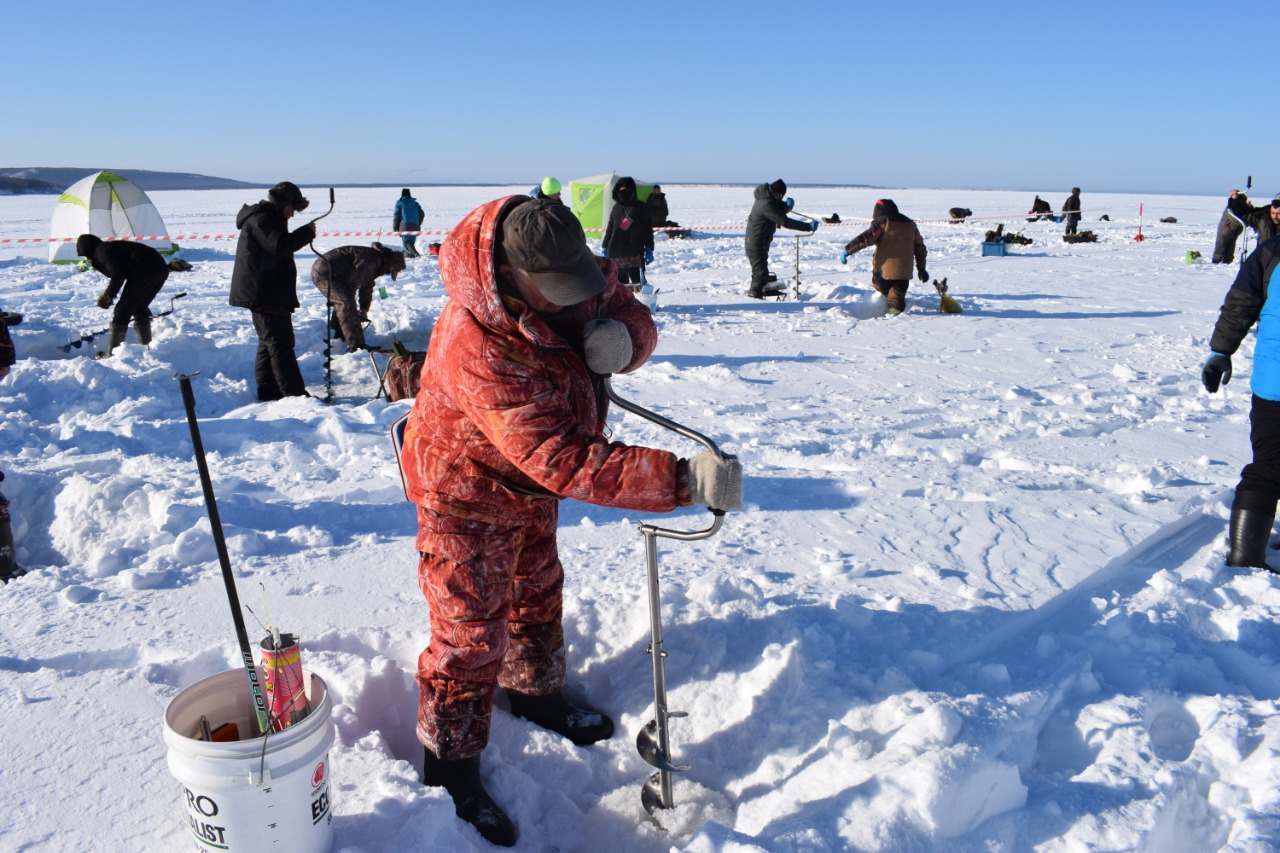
{"left": 602, "top": 376, "right": 731, "bottom": 815}
{"left": 175, "top": 372, "right": 271, "bottom": 736}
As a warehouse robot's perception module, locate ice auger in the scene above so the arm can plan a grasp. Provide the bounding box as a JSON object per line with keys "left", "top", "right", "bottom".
{"left": 603, "top": 376, "right": 732, "bottom": 814}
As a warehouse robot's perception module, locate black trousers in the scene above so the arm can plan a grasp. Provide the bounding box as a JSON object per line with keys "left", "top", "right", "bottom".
{"left": 1234, "top": 394, "right": 1280, "bottom": 515}
{"left": 111, "top": 269, "right": 168, "bottom": 327}
{"left": 251, "top": 311, "right": 306, "bottom": 400}
{"left": 745, "top": 237, "right": 773, "bottom": 294}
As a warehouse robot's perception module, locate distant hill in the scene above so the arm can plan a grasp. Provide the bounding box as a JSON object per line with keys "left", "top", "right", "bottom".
{"left": 0, "top": 168, "right": 261, "bottom": 194}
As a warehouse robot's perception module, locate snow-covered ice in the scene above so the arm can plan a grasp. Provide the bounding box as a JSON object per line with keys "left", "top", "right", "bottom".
{"left": 1, "top": 185, "right": 1277, "bottom": 851}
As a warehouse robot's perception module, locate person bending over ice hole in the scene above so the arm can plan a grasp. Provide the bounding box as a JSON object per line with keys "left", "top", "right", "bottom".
{"left": 310, "top": 242, "right": 405, "bottom": 351}
{"left": 744, "top": 179, "right": 816, "bottom": 299}
{"left": 1203, "top": 234, "right": 1280, "bottom": 575}
{"left": 400, "top": 196, "right": 742, "bottom": 846}
{"left": 840, "top": 199, "right": 928, "bottom": 316}
{"left": 75, "top": 234, "right": 170, "bottom": 357}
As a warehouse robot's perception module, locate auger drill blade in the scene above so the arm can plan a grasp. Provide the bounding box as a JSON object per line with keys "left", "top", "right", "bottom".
{"left": 636, "top": 719, "right": 690, "bottom": 772}
{"left": 641, "top": 771, "right": 669, "bottom": 814}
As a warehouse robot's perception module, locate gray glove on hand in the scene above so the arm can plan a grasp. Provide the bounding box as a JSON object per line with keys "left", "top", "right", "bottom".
{"left": 687, "top": 451, "right": 743, "bottom": 511}
{"left": 582, "top": 318, "right": 632, "bottom": 375}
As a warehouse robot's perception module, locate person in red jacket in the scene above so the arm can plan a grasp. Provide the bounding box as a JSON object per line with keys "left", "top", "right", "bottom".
{"left": 401, "top": 196, "right": 741, "bottom": 846}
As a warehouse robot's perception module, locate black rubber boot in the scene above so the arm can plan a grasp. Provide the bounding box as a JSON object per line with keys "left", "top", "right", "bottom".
{"left": 98, "top": 322, "right": 128, "bottom": 357}
{"left": 1227, "top": 508, "right": 1276, "bottom": 572}
{"left": 422, "top": 749, "right": 516, "bottom": 847}
{"left": 507, "top": 690, "right": 614, "bottom": 746}
{"left": 0, "top": 488, "right": 21, "bottom": 583}
{"left": 133, "top": 314, "right": 153, "bottom": 346}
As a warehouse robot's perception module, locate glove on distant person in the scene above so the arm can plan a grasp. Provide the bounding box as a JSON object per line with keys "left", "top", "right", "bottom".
{"left": 644, "top": 248, "right": 654, "bottom": 264}
{"left": 1202, "top": 352, "right": 1232, "bottom": 393}
{"left": 918, "top": 268, "right": 929, "bottom": 283}
{"left": 96, "top": 290, "right": 115, "bottom": 309}
{"left": 808, "top": 221, "right": 819, "bottom": 232}
{"left": 582, "top": 318, "right": 632, "bottom": 375}
{"left": 840, "top": 250, "right": 848, "bottom": 264}
{"left": 686, "top": 451, "right": 743, "bottom": 511}
{"left": 784, "top": 197, "right": 795, "bottom": 211}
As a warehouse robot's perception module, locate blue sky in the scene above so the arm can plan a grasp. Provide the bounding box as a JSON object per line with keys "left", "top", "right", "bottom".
{"left": 5, "top": 1, "right": 1273, "bottom": 195}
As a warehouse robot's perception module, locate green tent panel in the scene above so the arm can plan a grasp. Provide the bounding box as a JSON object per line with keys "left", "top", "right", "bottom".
{"left": 48, "top": 170, "right": 179, "bottom": 263}
{"left": 567, "top": 173, "right": 654, "bottom": 239}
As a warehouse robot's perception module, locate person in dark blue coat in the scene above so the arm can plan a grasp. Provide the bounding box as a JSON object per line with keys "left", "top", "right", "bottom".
{"left": 229, "top": 181, "right": 316, "bottom": 400}
{"left": 394, "top": 189, "right": 425, "bottom": 258}
{"left": 1203, "top": 235, "right": 1280, "bottom": 573}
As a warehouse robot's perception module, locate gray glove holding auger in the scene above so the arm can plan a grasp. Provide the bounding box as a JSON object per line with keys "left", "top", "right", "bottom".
{"left": 583, "top": 318, "right": 633, "bottom": 375}
{"left": 687, "top": 451, "right": 743, "bottom": 511}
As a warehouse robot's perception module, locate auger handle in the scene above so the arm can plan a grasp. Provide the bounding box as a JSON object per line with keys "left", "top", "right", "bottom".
{"left": 602, "top": 376, "right": 729, "bottom": 539}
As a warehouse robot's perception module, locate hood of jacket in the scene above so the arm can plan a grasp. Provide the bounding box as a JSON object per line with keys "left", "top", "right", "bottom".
{"left": 438, "top": 195, "right": 532, "bottom": 339}
{"left": 236, "top": 200, "right": 279, "bottom": 229}
{"left": 754, "top": 183, "right": 776, "bottom": 202}
{"left": 612, "top": 177, "right": 638, "bottom": 203}
{"left": 873, "top": 198, "right": 907, "bottom": 221}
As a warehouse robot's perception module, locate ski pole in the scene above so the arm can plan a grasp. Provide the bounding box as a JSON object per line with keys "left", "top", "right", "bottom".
{"left": 602, "top": 377, "right": 728, "bottom": 814}
{"left": 176, "top": 372, "right": 271, "bottom": 736}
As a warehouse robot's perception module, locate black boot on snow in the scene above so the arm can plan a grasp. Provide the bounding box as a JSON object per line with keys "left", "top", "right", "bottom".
{"left": 134, "top": 314, "right": 153, "bottom": 346}
{"left": 97, "top": 322, "right": 128, "bottom": 358}
{"left": 423, "top": 749, "right": 516, "bottom": 847}
{"left": 507, "top": 690, "right": 615, "bottom": 746}
{"left": 1226, "top": 508, "right": 1277, "bottom": 572}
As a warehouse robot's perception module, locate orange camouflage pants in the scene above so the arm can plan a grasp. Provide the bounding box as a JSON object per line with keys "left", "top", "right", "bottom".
{"left": 415, "top": 501, "right": 567, "bottom": 759}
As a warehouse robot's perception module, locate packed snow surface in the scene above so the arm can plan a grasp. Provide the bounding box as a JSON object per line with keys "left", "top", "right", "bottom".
{"left": 1, "top": 185, "right": 1278, "bottom": 851}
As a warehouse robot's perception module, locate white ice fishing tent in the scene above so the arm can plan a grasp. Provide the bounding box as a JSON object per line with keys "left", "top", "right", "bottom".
{"left": 48, "top": 171, "right": 178, "bottom": 263}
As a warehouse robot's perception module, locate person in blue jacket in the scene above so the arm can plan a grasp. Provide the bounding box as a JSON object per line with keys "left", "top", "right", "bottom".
{"left": 394, "top": 189, "right": 425, "bottom": 258}
{"left": 1203, "top": 234, "right": 1280, "bottom": 573}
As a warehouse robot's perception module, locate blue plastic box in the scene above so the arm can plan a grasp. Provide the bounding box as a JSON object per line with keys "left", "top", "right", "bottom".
{"left": 981, "top": 242, "right": 1007, "bottom": 257}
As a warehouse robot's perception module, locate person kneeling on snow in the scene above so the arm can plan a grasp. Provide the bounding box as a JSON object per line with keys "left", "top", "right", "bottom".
{"left": 310, "top": 242, "right": 405, "bottom": 351}
{"left": 840, "top": 199, "right": 928, "bottom": 316}
{"left": 399, "top": 196, "right": 742, "bottom": 846}
{"left": 1203, "top": 234, "right": 1280, "bottom": 575}
{"left": 75, "top": 234, "right": 170, "bottom": 357}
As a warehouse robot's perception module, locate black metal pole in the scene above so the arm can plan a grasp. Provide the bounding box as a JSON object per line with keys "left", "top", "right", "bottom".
{"left": 176, "top": 373, "right": 270, "bottom": 735}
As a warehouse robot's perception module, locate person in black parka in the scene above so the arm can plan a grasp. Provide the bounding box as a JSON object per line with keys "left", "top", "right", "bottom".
{"left": 0, "top": 311, "right": 19, "bottom": 582}
{"left": 75, "top": 234, "right": 170, "bottom": 356}
{"left": 1228, "top": 189, "right": 1280, "bottom": 244}
{"left": 647, "top": 184, "right": 670, "bottom": 227}
{"left": 311, "top": 242, "right": 405, "bottom": 351}
{"left": 1062, "top": 188, "right": 1082, "bottom": 236}
{"left": 601, "top": 177, "right": 654, "bottom": 288}
{"left": 745, "top": 179, "right": 814, "bottom": 299}
{"left": 1213, "top": 203, "right": 1245, "bottom": 264}
{"left": 229, "top": 181, "right": 317, "bottom": 401}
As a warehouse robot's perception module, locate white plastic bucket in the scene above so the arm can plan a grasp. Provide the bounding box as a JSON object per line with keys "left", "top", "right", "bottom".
{"left": 637, "top": 284, "right": 659, "bottom": 312}
{"left": 163, "top": 669, "right": 335, "bottom": 853}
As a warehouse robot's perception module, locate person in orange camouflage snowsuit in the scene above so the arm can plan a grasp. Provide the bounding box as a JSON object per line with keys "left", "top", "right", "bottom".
{"left": 400, "top": 195, "right": 741, "bottom": 846}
